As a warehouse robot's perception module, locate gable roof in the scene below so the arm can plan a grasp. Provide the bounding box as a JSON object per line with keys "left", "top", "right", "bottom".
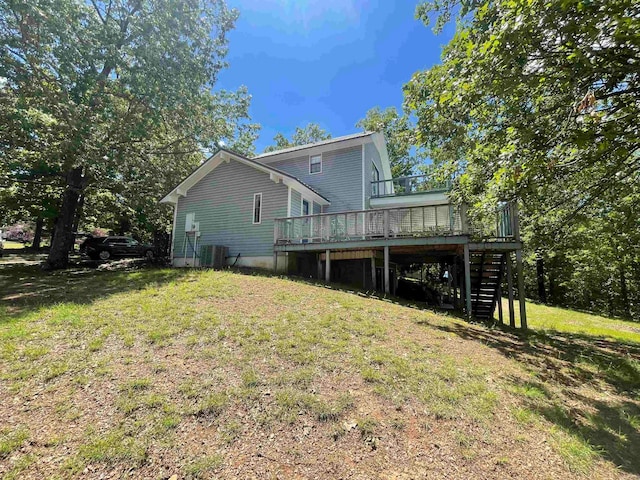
{"left": 255, "top": 132, "right": 373, "bottom": 159}
{"left": 159, "top": 148, "right": 331, "bottom": 206}
{"left": 255, "top": 131, "right": 393, "bottom": 181}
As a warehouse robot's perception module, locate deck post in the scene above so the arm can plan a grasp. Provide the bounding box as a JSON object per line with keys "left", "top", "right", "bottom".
{"left": 515, "top": 248, "right": 528, "bottom": 330}
{"left": 273, "top": 252, "right": 278, "bottom": 273}
{"left": 463, "top": 243, "right": 472, "bottom": 319}
{"left": 317, "top": 253, "right": 322, "bottom": 280}
{"left": 383, "top": 210, "right": 390, "bottom": 238}
{"left": 506, "top": 252, "right": 515, "bottom": 328}
{"left": 497, "top": 284, "right": 504, "bottom": 324}
{"left": 371, "top": 255, "right": 377, "bottom": 291}
{"left": 325, "top": 249, "right": 331, "bottom": 283}
{"left": 452, "top": 260, "right": 458, "bottom": 308}
{"left": 460, "top": 203, "right": 469, "bottom": 234}
{"left": 384, "top": 246, "right": 390, "bottom": 294}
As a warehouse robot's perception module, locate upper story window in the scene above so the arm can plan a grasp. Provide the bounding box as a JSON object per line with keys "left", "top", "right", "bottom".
{"left": 253, "top": 193, "right": 262, "bottom": 224}
{"left": 302, "top": 199, "right": 310, "bottom": 216}
{"left": 309, "top": 154, "right": 322, "bottom": 174}
{"left": 372, "top": 163, "right": 380, "bottom": 196}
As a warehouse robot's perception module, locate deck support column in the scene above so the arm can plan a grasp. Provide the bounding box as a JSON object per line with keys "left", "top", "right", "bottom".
{"left": 506, "top": 252, "right": 515, "bottom": 328}
{"left": 317, "top": 254, "right": 322, "bottom": 280}
{"left": 384, "top": 246, "right": 390, "bottom": 295}
{"left": 463, "top": 243, "right": 472, "bottom": 319}
{"left": 497, "top": 284, "right": 504, "bottom": 324}
{"left": 273, "top": 252, "right": 277, "bottom": 273}
{"left": 453, "top": 260, "right": 459, "bottom": 309}
{"left": 371, "top": 256, "right": 377, "bottom": 291}
{"left": 325, "top": 249, "right": 331, "bottom": 283}
{"left": 515, "top": 249, "right": 528, "bottom": 330}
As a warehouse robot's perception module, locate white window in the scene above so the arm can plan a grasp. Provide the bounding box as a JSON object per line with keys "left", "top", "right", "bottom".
{"left": 253, "top": 193, "right": 262, "bottom": 224}
{"left": 372, "top": 164, "right": 380, "bottom": 196}
{"left": 309, "top": 154, "right": 322, "bottom": 174}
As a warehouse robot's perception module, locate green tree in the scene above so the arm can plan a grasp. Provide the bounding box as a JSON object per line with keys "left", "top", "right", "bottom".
{"left": 356, "top": 107, "right": 419, "bottom": 177}
{"left": 407, "top": 0, "right": 639, "bottom": 212}
{"left": 263, "top": 123, "right": 331, "bottom": 153}
{"left": 406, "top": 0, "right": 640, "bottom": 317}
{"left": 0, "top": 0, "right": 258, "bottom": 269}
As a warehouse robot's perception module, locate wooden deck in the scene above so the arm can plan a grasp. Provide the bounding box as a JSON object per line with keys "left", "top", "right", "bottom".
{"left": 273, "top": 202, "right": 527, "bottom": 329}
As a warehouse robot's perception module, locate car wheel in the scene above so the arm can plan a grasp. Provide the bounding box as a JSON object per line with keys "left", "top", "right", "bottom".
{"left": 145, "top": 250, "right": 155, "bottom": 260}
{"left": 99, "top": 250, "right": 111, "bottom": 260}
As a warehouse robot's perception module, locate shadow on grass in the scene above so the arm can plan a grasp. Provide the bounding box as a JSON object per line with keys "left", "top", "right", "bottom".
{"left": 0, "top": 260, "right": 190, "bottom": 320}
{"left": 252, "top": 269, "right": 461, "bottom": 319}
{"left": 421, "top": 320, "right": 640, "bottom": 474}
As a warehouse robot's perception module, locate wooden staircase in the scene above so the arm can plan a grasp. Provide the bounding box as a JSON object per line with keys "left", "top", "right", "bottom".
{"left": 469, "top": 252, "right": 505, "bottom": 320}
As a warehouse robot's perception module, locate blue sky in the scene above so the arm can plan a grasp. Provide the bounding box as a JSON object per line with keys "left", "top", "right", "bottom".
{"left": 218, "top": 0, "right": 455, "bottom": 153}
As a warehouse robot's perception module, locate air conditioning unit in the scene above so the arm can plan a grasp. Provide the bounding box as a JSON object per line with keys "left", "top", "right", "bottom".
{"left": 200, "top": 245, "right": 228, "bottom": 269}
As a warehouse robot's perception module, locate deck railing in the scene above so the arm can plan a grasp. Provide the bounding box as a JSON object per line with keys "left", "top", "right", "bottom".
{"left": 274, "top": 204, "right": 464, "bottom": 245}
{"left": 371, "top": 173, "right": 452, "bottom": 199}
{"left": 274, "top": 201, "right": 519, "bottom": 246}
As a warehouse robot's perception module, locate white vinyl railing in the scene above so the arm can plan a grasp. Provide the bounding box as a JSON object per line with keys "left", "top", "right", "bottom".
{"left": 274, "top": 205, "right": 464, "bottom": 245}
{"left": 371, "top": 173, "right": 452, "bottom": 198}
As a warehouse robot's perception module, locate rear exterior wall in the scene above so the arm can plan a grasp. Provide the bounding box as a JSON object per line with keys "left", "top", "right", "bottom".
{"left": 173, "top": 159, "right": 288, "bottom": 264}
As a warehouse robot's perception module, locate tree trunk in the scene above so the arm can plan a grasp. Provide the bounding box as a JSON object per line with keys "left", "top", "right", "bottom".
{"left": 536, "top": 252, "right": 547, "bottom": 303}
{"left": 44, "top": 167, "right": 85, "bottom": 270}
{"left": 619, "top": 260, "right": 630, "bottom": 318}
{"left": 118, "top": 216, "right": 131, "bottom": 236}
{"left": 547, "top": 255, "right": 556, "bottom": 304}
{"left": 32, "top": 216, "right": 44, "bottom": 251}
{"left": 71, "top": 194, "right": 85, "bottom": 238}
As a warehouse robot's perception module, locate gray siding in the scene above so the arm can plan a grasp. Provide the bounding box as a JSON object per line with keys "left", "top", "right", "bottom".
{"left": 269, "top": 145, "right": 363, "bottom": 213}
{"left": 174, "top": 160, "right": 288, "bottom": 258}
{"left": 364, "top": 141, "right": 384, "bottom": 209}
{"left": 290, "top": 190, "right": 302, "bottom": 217}
{"left": 313, "top": 201, "right": 321, "bottom": 214}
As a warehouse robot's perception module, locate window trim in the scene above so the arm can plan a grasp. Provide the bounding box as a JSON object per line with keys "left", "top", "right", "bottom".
{"left": 372, "top": 163, "right": 380, "bottom": 197}
{"left": 301, "top": 197, "right": 310, "bottom": 217}
{"left": 252, "top": 193, "right": 263, "bottom": 225}
{"left": 309, "top": 154, "right": 322, "bottom": 175}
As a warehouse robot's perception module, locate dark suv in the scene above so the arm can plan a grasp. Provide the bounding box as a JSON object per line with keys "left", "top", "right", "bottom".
{"left": 80, "top": 236, "right": 155, "bottom": 261}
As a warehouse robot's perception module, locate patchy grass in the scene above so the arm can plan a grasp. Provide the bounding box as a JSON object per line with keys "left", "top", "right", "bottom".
{"left": 500, "top": 297, "right": 640, "bottom": 344}
{"left": 184, "top": 454, "right": 223, "bottom": 479}
{"left": 0, "top": 427, "right": 29, "bottom": 458}
{"left": 0, "top": 263, "right": 638, "bottom": 479}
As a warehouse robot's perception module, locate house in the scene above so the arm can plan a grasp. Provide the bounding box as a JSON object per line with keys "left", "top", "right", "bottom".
{"left": 160, "top": 132, "right": 527, "bottom": 327}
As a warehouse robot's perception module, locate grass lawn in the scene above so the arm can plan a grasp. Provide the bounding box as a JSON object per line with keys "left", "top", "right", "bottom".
{"left": 1, "top": 263, "right": 639, "bottom": 479}
{"left": 2, "top": 241, "right": 26, "bottom": 249}
{"left": 499, "top": 298, "right": 640, "bottom": 344}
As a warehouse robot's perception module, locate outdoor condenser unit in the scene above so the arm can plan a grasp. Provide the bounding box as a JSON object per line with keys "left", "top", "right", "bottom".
{"left": 200, "top": 245, "right": 228, "bottom": 269}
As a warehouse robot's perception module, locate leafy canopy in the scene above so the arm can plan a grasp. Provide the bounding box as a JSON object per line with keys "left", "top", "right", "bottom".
{"left": 0, "top": 0, "right": 259, "bottom": 263}
{"left": 407, "top": 0, "right": 640, "bottom": 317}
{"left": 356, "top": 106, "right": 420, "bottom": 177}
{"left": 406, "top": 0, "right": 639, "bottom": 217}
{"left": 263, "top": 123, "right": 331, "bottom": 153}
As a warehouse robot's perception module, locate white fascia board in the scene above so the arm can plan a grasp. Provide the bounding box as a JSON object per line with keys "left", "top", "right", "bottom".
{"left": 160, "top": 193, "right": 179, "bottom": 205}
{"left": 372, "top": 131, "right": 393, "bottom": 180}
{"left": 257, "top": 136, "right": 372, "bottom": 164}
{"left": 159, "top": 149, "right": 330, "bottom": 207}
{"left": 282, "top": 178, "right": 330, "bottom": 206}
{"left": 159, "top": 153, "right": 224, "bottom": 203}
